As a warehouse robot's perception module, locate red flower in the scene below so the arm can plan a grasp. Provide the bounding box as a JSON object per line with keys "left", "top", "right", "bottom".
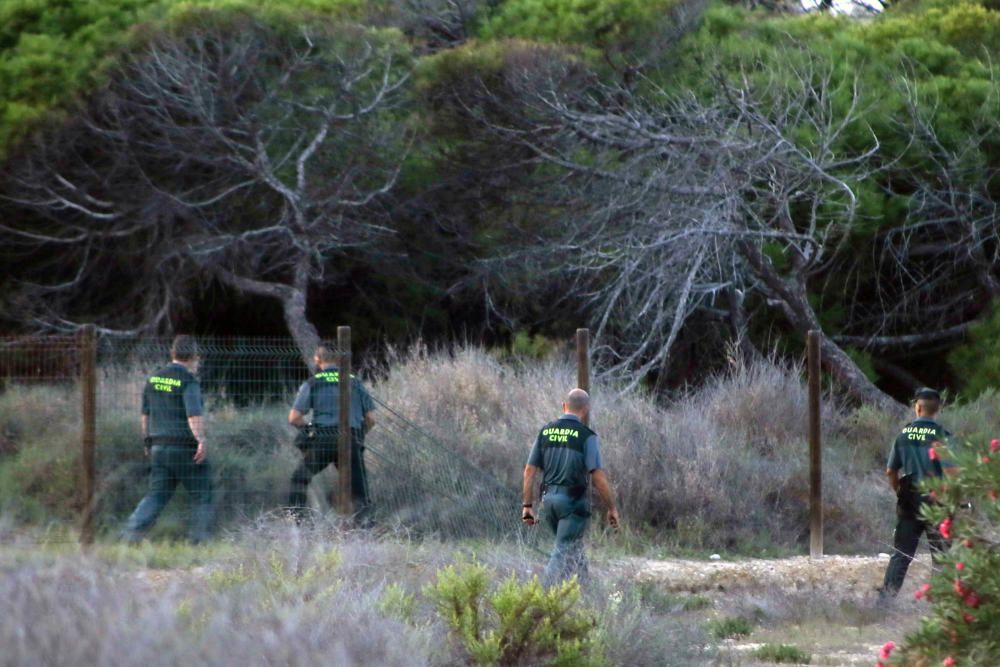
{"left": 953, "top": 578, "right": 970, "bottom": 596}
{"left": 956, "top": 562, "right": 965, "bottom": 571}
{"left": 964, "top": 593, "right": 981, "bottom": 608}
{"left": 915, "top": 582, "right": 931, "bottom": 600}
{"left": 963, "top": 538, "right": 974, "bottom": 548}
{"left": 944, "top": 657, "right": 955, "bottom": 667}
{"left": 878, "top": 641, "right": 896, "bottom": 660}
{"left": 982, "top": 456, "right": 991, "bottom": 464}
{"left": 929, "top": 447, "right": 939, "bottom": 461}
{"left": 991, "top": 438, "right": 999, "bottom": 452}
{"left": 940, "top": 517, "right": 953, "bottom": 539}
{"left": 991, "top": 490, "right": 999, "bottom": 500}
{"left": 963, "top": 612, "right": 975, "bottom": 624}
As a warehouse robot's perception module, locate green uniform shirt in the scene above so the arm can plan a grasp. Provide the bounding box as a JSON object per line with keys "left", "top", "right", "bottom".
{"left": 142, "top": 362, "right": 202, "bottom": 445}
{"left": 886, "top": 417, "right": 954, "bottom": 485}
{"left": 293, "top": 366, "right": 375, "bottom": 429}
{"left": 526, "top": 414, "right": 602, "bottom": 490}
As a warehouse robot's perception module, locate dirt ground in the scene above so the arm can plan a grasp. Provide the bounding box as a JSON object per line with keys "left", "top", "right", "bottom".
{"left": 635, "top": 554, "right": 890, "bottom": 595}
{"left": 633, "top": 553, "right": 929, "bottom": 666}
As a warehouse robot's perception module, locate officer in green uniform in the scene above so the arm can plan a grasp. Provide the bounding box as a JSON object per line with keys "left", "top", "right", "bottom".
{"left": 522, "top": 388, "right": 619, "bottom": 586}
{"left": 879, "top": 387, "right": 955, "bottom": 598}
{"left": 287, "top": 345, "right": 376, "bottom": 521}
{"left": 123, "top": 335, "right": 213, "bottom": 544}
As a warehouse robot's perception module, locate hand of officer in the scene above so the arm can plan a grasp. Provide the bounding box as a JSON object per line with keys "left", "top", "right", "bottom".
{"left": 606, "top": 507, "right": 620, "bottom": 530}
{"left": 522, "top": 506, "right": 536, "bottom": 526}
{"left": 193, "top": 441, "right": 207, "bottom": 464}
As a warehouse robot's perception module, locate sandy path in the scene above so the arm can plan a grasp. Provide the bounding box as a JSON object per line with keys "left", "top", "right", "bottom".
{"left": 633, "top": 553, "right": 900, "bottom": 595}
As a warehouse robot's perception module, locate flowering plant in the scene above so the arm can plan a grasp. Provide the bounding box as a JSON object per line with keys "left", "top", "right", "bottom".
{"left": 887, "top": 438, "right": 1000, "bottom": 666}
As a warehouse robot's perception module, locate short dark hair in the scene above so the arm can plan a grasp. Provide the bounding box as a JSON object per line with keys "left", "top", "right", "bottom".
{"left": 171, "top": 335, "right": 199, "bottom": 362}
{"left": 913, "top": 387, "right": 941, "bottom": 415}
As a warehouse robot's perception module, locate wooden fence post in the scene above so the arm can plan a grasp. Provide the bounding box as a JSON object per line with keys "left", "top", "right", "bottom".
{"left": 808, "top": 330, "right": 824, "bottom": 558}
{"left": 80, "top": 324, "right": 97, "bottom": 546}
{"left": 576, "top": 328, "right": 590, "bottom": 425}
{"left": 337, "top": 326, "right": 353, "bottom": 516}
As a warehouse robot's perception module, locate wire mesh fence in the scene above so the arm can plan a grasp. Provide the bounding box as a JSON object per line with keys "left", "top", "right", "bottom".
{"left": 0, "top": 333, "right": 539, "bottom": 549}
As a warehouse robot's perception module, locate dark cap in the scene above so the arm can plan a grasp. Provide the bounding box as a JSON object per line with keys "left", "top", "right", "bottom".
{"left": 913, "top": 387, "right": 941, "bottom": 401}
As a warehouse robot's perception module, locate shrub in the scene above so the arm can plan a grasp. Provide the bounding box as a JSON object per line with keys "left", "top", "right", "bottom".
{"left": 377, "top": 582, "right": 418, "bottom": 623}
{"left": 636, "top": 581, "right": 711, "bottom": 614}
{"left": 706, "top": 615, "right": 753, "bottom": 639}
{"left": 425, "top": 559, "right": 602, "bottom": 666}
{"left": 890, "top": 435, "right": 1000, "bottom": 666}
{"left": 752, "top": 643, "right": 811, "bottom": 664}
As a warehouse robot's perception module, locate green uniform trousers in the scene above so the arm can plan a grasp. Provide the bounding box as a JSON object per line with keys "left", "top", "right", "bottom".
{"left": 123, "top": 444, "right": 214, "bottom": 543}
{"left": 880, "top": 497, "right": 949, "bottom": 597}
{"left": 288, "top": 427, "right": 370, "bottom": 520}
{"left": 542, "top": 490, "right": 591, "bottom": 587}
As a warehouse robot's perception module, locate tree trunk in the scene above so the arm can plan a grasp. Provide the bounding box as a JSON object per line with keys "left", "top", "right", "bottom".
{"left": 739, "top": 242, "right": 904, "bottom": 414}
{"left": 817, "top": 334, "right": 905, "bottom": 416}
{"left": 282, "top": 288, "right": 322, "bottom": 370}
{"left": 211, "top": 264, "right": 321, "bottom": 370}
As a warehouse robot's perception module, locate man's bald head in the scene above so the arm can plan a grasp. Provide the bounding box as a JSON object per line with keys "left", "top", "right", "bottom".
{"left": 564, "top": 388, "right": 590, "bottom": 417}
{"left": 314, "top": 345, "right": 338, "bottom": 365}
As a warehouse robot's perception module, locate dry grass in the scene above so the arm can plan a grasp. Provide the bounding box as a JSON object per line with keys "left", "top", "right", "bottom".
{"left": 0, "top": 519, "right": 717, "bottom": 667}
{"left": 374, "top": 346, "right": 914, "bottom": 553}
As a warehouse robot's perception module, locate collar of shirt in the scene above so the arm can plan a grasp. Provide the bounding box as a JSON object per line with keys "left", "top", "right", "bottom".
{"left": 560, "top": 414, "right": 582, "bottom": 423}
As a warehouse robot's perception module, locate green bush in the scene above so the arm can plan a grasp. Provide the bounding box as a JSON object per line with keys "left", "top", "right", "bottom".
{"left": 752, "top": 643, "right": 811, "bottom": 664}
{"left": 890, "top": 434, "right": 1000, "bottom": 666}
{"left": 377, "top": 582, "right": 417, "bottom": 623}
{"left": 426, "top": 559, "right": 603, "bottom": 666}
{"left": 636, "top": 581, "right": 711, "bottom": 614}
{"left": 706, "top": 615, "right": 753, "bottom": 639}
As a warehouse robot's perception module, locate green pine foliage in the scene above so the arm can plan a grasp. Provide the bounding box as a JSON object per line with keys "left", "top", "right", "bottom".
{"left": 889, "top": 435, "right": 1000, "bottom": 666}
{"left": 0, "top": 0, "right": 374, "bottom": 156}
{"left": 0, "top": 0, "right": 161, "bottom": 151}
{"left": 479, "top": 0, "right": 681, "bottom": 48}
{"left": 425, "top": 559, "right": 603, "bottom": 666}
{"left": 949, "top": 306, "right": 1000, "bottom": 400}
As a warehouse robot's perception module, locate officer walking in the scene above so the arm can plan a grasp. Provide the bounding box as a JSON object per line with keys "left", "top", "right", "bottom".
{"left": 522, "top": 388, "right": 619, "bottom": 586}
{"left": 123, "top": 335, "right": 213, "bottom": 544}
{"left": 287, "top": 345, "right": 376, "bottom": 522}
{"left": 879, "top": 387, "right": 955, "bottom": 598}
